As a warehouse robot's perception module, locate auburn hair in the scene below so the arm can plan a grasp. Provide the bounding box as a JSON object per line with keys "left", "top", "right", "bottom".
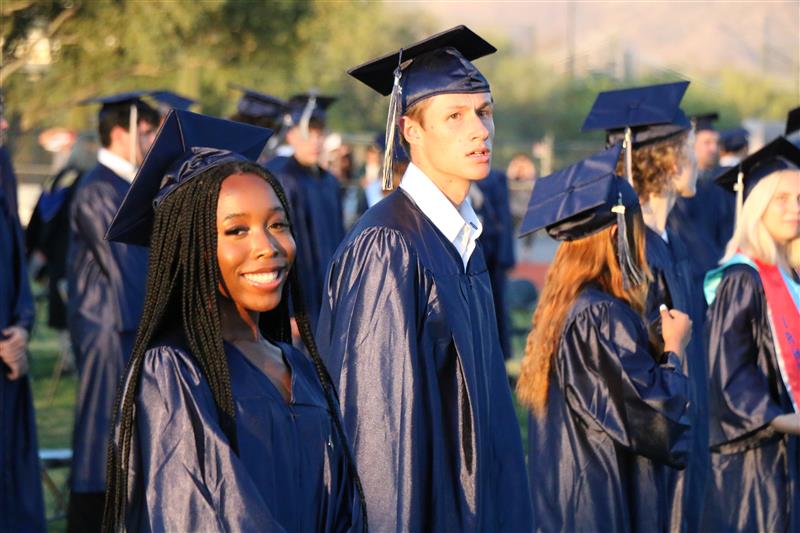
{"left": 618, "top": 132, "right": 689, "bottom": 199}
{"left": 516, "top": 211, "right": 651, "bottom": 415}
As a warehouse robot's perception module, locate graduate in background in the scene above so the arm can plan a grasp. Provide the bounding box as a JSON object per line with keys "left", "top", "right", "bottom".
{"left": 517, "top": 143, "right": 693, "bottom": 533}
{"left": 266, "top": 93, "right": 344, "bottom": 329}
{"left": 583, "top": 81, "right": 710, "bottom": 532}
{"left": 668, "top": 112, "right": 736, "bottom": 294}
{"left": 0, "top": 95, "right": 46, "bottom": 533}
{"left": 102, "top": 110, "right": 364, "bottom": 532}
{"left": 317, "top": 26, "right": 532, "bottom": 531}
{"left": 702, "top": 137, "right": 800, "bottom": 533}
{"left": 65, "top": 92, "right": 159, "bottom": 532}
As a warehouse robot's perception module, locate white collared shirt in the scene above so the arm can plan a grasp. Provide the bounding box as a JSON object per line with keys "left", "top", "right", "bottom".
{"left": 97, "top": 148, "right": 136, "bottom": 183}
{"left": 399, "top": 162, "right": 483, "bottom": 270}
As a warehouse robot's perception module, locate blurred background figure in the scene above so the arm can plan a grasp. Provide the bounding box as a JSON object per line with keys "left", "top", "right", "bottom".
{"left": 323, "top": 133, "right": 361, "bottom": 229}
{"left": 265, "top": 92, "right": 344, "bottom": 330}
{"left": 0, "top": 91, "right": 46, "bottom": 533}
{"left": 229, "top": 85, "right": 288, "bottom": 162}
{"left": 25, "top": 132, "right": 98, "bottom": 374}
{"left": 692, "top": 112, "right": 721, "bottom": 180}
{"left": 506, "top": 152, "right": 537, "bottom": 261}
{"left": 719, "top": 127, "right": 750, "bottom": 167}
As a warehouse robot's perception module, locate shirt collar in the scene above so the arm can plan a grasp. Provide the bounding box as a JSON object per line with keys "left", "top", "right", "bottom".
{"left": 97, "top": 148, "right": 136, "bottom": 183}
{"left": 400, "top": 162, "right": 482, "bottom": 243}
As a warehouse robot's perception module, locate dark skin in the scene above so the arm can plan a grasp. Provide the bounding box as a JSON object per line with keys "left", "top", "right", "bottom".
{"left": 216, "top": 172, "right": 296, "bottom": 402}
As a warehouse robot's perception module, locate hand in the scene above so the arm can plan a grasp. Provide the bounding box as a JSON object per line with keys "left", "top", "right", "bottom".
{"left": 771, "top": 413, "right": 800, "bottom": 435}
{"left": 659, "top": 305, "right": 692, "bottom": 356}
{"left": 0, "top": 326, "right": 30, "bottom": 380}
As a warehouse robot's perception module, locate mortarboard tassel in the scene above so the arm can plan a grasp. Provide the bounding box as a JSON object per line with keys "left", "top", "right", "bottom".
{"left": 733, "top": 166, "right": 745, "bottom": 227}
{"left": 612, "top": 194, "right": 646, "bottom": 290}
{"left": 623, "top": 126, "right": 634, "bottom": 186}
{"left": 298, "top": 92, "right": 317, "bottom": 140}
{"left": 129, "top": 103, "right": 139, "bottom": 167}
{"left": 381, "top": 49, "right": 404, "bottom": 191}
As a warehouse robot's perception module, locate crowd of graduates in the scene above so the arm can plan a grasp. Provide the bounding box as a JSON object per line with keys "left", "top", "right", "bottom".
{"left": 1, "top": 23, "right": 799, "bottom": 533}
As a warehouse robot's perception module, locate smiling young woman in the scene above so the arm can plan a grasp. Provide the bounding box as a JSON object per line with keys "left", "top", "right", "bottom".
{"left": 101, "top": 111, "right": 365, "bottom": 532}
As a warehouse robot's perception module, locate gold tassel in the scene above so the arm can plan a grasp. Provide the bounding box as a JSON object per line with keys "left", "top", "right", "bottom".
{"left": 381, "top": 49, "right": 404, "bottom": 191}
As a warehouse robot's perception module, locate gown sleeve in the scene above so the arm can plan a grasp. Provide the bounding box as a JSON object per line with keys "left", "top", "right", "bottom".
{"left": 706, "top": 265, "right": 787, "bottom": 449}
{"left": 129, "top": 346, "right": 285, "bottom": 532}
{"left": 316, "top": 227, "right": 426, "bottom": 532}
{"left": 560, "top": 300, "right": 692, "bottom": 468}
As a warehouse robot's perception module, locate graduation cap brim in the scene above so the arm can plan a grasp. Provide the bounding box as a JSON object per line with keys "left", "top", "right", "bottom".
{"left": 150, "top": 90, "right": 197, "bottom": 110}
{"left": 582, "top": 81, "right": 690, "bottom": 132}
{"left": 78, "top": 91, "right": 149, "bottom": 106}
{"left": 348, "top": 25, "right": 497, "bottom": 96}
{"left": 519, "top": 143, "right": 634, "bottom": 239}
{"left": 715, "top": 136, "right": 800, "bottom": 194}
{"left": 106, "top": 110, "right": 272, "bottom": 246}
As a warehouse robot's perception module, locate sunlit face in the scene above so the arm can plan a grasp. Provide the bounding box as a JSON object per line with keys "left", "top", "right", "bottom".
{"left": 216, "top": 173, "right": 296, "bottom": 313}
{"left": 762, "top": 171, "right": 800, "bottom": 246}
{"left": 673, "top": 137, "right": 698, "bottom": 198}
{"left": 286, "top": 125, "right": 325, "bottom": 167}
{"left": 694, "top": 130, "right": 719, "bottom": 171}
{"left": 404, "top": 92, "right": 494, "bottom": 184}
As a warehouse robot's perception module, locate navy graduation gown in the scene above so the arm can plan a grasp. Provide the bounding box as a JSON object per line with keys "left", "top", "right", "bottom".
{"left": 644, "top": 228, "right": 710, "bottom": 532}
{"left": 266, "top": 156, "right": 345, "bottom": 328}
{"left": 528, "top": 287, "right": 692, "bottom": 533}
{"left": 0, "top": 148, "right": 46, "bottom": 532}
{"left": 120, "top": 337, "right": 362, "bottom": 532}
{"left": 317, "top": 190, "right": 533, "bottom": 532}
{"left": 475, "top": 170, "right": 516, "bottom": 359}
{"left": 702, "top": 265, "right": 799, "bottom": 533}
{"left": 667, "top": 172, "right": 735, "bottom": 291}
{"left": 67, "top": 163, "right": 148, "bottom": 492}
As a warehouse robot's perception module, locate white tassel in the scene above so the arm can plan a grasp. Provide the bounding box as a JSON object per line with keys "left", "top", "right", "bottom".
{"left": 623, "top": 126, "right": 634, "bottom": 187}
{"left": 128, "top": 104, "right": 138, "bottom": 166}
{"left": 381, "top": 50, "right": 404, "bottom": 191}
{"left": 299, "top": 93, "right": 317, "bottom": 140}
{"left": 734, "top": 167, "right": 745, "bottom": 227}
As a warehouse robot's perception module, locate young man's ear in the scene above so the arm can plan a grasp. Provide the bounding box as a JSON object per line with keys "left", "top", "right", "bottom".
{"left": 402, "top": 116, "right": 422, "bottom": 148}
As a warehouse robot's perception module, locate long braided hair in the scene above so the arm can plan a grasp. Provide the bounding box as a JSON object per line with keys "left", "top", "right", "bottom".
{"left": 102, "top": 161, "right": 366, "bottom": 531}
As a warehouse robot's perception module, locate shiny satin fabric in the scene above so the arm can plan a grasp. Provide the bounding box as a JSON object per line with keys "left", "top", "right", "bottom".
{"left": 118, "top": 337, "right": 363, "bottom": 532}
{"left": 644, "top": 228, "right": 710, "bottom": 532}
{"left": 475, "top": 169, "right": 515, "bottom": 359}
{"left": 67, "top": 163, "right": 149, "bottom": 492}
{"left": 667, "top": 171, "right": 735, "bottom": 293}
{"left": 266, "top": 156, "right": 345, "bottom": 329}
{"left": 0, "top": 148, "right": 46, "bottom": 532}
{"left": 317, "top": 190, "right": 533, "bottom": 532}
{"left": 702, "top": 265, "right": 799, "bottom": 532}
{"left": 528, "top": 287, "right": 692, "bottom": 533}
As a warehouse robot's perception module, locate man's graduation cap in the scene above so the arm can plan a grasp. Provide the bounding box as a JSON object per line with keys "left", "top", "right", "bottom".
{"left": 106, "top": 110, "right": 272, "bottom": 247}
{"left": 150, "top": 90, "right": 197, "bottom": 113}
{"left": 582, "top": 81, "right": 691, "bottom": 186}
{"left": 715, "top": 136, "right": 800, "bottom": 223}
{"left": 230, "top": 84, "right": 288, "bottom": 124}
{"left": 720, "top": 128, "right": 749, "bottom": 153}
{"left": 691, "top": 112, "right": 719, "bottom": 132}
{"left": 785, "top": 107, "right": 800, "bottom": 137}
{"left": 80, "top": 91, "right": 155, "bottom": 166}
{"left": 520, "top": 143, "right": 645, "bottom": 288}
{"left": 284, "top": 92, "right": 337, "bottom": 131}
{"left": 348, "top": 25, "right": 496, "bottom": 190}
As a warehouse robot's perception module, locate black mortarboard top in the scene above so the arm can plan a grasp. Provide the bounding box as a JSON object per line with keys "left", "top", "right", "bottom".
{"left": 720, "top": 127, "right": 749, "bottom": 153}
{"left": 582, "top": 81, "right": 691, "bottom": 147}
{"left": 106, "top": 109, "right": 273, "bottom": 247}
{"left": 715, "top": 136, "right": 800, "bottom": 201}
{"left": 79, "top": 90, "right": 149, "bottom": 108}
{"left": 348, "top": 25, "right": 495, "bottom": 111}
{"left": 348, "top": 25, "right": 496, "bottom": 191}
{"left": 691, "top": 112, "right": 719, "bottom": 132}
{"left": 785, "top": 106, "right": 800, "bottom": 136}
{"left": 520, "top": 143, "right": 645, "bottom": 287}
{"left": 230, "top": 84, "right": 287, "bottom": 121}
{"left": 520, "top": 143, "right": 639, "bottom": 240}
{"left": 149, "top": 90, "right": 196, "bottom": 111}
{"left": 284, "top": 92, "right": 337, "bottom": 127}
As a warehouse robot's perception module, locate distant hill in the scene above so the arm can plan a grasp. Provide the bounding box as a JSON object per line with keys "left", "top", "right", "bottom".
{"left": 399, "top": 1, "right": 799, "bottom": 83}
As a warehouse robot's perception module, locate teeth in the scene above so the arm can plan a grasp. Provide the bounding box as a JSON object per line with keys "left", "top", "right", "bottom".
{"left": 243, "top": 271, "right": 279, "bottom": 284}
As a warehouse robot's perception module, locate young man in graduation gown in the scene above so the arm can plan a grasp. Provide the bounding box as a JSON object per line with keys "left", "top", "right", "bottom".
{"left": 316, "top": 26, "right": 533, "bottom": 531}
{"left": 0, "top": 112, "right": 46, "bottom": 532}
{"left": 583, "top": 82, "right": 710, "bottom": 532}
{"left": 667, "top": 113, "right": 736, "bottom": 292}
{"left": 65, "top": 92, "right": 159, "bottom": 532}
{"left": 266, "top": 94, "right": 344, "bottom": 328}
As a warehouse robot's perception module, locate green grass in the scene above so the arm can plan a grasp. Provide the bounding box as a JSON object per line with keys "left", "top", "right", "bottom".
{"left": 28, "top": 293, "right": 76, "bottom": 532}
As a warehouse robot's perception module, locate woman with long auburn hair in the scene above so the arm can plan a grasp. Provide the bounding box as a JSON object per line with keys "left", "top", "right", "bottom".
{"left": 701, "top": 137, "right": 800, "bottom": 533}
{"left": 517, "top": 144, "right": 693, "bottom": 532}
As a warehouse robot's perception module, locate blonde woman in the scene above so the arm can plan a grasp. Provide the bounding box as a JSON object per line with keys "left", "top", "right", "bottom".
{"left": 702, "top": 137, "right": 800, "bottom": 532}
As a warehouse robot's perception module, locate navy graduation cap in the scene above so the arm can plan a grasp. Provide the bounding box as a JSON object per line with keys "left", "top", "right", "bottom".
{"left": 150, "top": 90, "right": 197, "bottom": 111}
{"left": 285, "top": 92, "right": 337, "bottom": 128}
{"left": 582, "top": 81, "right": 691, "bottom": 186}
{"left": 348, "top": 25, "right": 496, "bottom": 190}
{"left": 80, "top": 90, "right": 152, "bottom": 165}
{"left": 715, "top": 136, "right": 800, "bottom": 217}
{"left": 691, "top": 112, "right": 719, "bottom": 132}
{"left": 106, "top": 109, "right": 272, "bottom": 246}
{"left": 230, "top": 84, "right": 288, "bottom": 122}
{"left": 520, "top": 143, "right": 645, "bottom": 287}
{"left": 785, "top": 106, "right": 800, "bottom": 136}
{"left": 78, "top": 90, "right": 150, "bottom": 107}
{"left": 720, "top": 127, "right": 749, "bottom": 153}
